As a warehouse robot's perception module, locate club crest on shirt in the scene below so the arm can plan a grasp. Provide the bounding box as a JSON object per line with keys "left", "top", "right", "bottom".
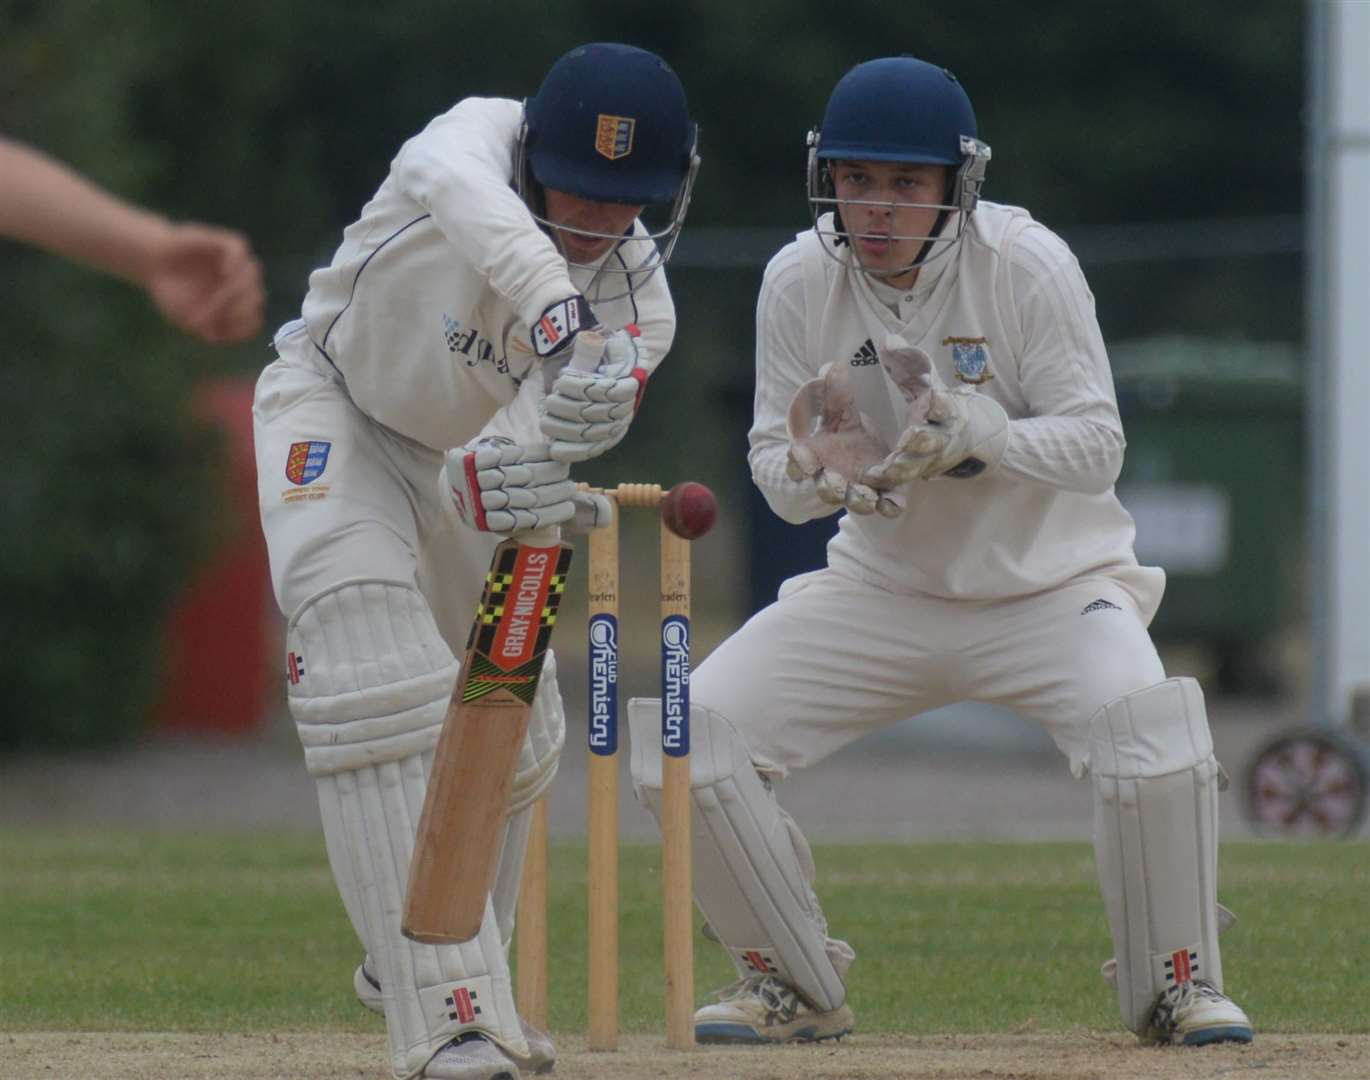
{"left": 282, "top": 440, "right": 333, "bottom": 503}
{"left": 942, "top": 336, "right": 994, "bottom": 384}
{"left": 595, "top": 114, "right": 635, "bottom": 160}
{"left": 285, "top": 441, "right": 330, "bottom": 485}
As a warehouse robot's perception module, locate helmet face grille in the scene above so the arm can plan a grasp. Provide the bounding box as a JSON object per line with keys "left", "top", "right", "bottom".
{"left": 514, "top": 48, "right": 702, "bottom": 304}
{"left": 805, "top": 57, "right": 990, "bottom": 278}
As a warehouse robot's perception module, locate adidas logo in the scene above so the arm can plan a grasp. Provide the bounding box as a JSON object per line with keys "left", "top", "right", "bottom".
{"left": 1081, "top": 598, "right": 1122, "bottom": 615}
{"left": 850, "top": 338, "right": 878, "bottom": 366}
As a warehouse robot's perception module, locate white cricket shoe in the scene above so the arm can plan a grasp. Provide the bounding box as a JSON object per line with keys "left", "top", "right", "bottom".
{"left": 503, "top": 1021, "right": 555, "bottom": 1076}
{"left": 694, "top": 973, "right": 854, "bottom": 1044}
{"left": 1147, "top": 980, "right": 1254, "bottom": 1046}
{"left": 423, "top": 1032, "right": 520, "bottom": 1080}
{"left": 355, "top": 958, "right": 555, "bottom": 1073}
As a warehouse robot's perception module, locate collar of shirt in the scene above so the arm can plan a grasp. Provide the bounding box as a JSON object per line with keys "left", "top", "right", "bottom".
{"left": 860, "top": 249, "right": 947, "bottom": 321}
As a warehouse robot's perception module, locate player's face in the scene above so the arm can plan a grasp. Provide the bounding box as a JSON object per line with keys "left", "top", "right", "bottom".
{"left": 543, "top": 188, "right": 643, "bottom": 263}
{"left": 831, "top": 161, "right": 949, "bottom": 284}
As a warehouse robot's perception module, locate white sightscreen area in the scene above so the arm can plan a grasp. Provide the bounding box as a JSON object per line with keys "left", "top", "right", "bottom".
{"left": 1309, "top": 0, "right": 1370, "bottom": 726}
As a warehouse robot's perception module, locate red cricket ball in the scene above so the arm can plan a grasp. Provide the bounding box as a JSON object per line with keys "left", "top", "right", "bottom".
{"left": 661, "top": 481, "right": 718, "bottom": 540}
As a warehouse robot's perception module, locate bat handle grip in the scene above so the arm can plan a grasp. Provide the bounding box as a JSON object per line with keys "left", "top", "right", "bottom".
{"left": 515, "top": 525, "right": 562, "bottom": 548}
{"left": 541, "top": 328, "right": 604, "bottom": 394}
{"left": 568, "top": 329, "right": 606, "bottom": 372}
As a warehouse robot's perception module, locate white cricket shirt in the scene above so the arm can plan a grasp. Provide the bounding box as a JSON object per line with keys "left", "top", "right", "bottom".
{"left": 750, "top": 204, "right": 1163, "bottom": 618}
{"left": 298, "top": 97, "right": 675, "bottom": 452}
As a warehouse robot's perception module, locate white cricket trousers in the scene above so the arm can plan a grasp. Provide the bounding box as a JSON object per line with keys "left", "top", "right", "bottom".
{"left": 253, "top": 321, "right": 495, "bottom": 639}
{"left": 690, "top": 566, "right": 1167, "bottom": 780}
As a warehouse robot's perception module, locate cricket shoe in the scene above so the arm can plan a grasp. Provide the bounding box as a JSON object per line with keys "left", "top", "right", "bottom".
{"left": 694, "top": 973, "right": 854, "bottom": 1044}
{"left": 1146, "top": 980, "right": 1253, "bottom": 1046}
{"left": 356, "top": 958, "right": 555, "bottom": 1073}
{"left": 423, "top": 1032, "right": 520, "bottom": 1080}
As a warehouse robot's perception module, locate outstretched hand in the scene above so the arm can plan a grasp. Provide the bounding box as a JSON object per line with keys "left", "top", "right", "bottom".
{"left": 145, "top": 223, "right": 266, "bottom": 344}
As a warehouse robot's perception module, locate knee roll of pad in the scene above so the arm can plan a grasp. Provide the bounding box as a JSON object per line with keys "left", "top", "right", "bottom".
{"left": 1090, "top": 677, "right": 1225, "bottom": 1035}
{"left": 627, "top": 698, "right": 849, "bottom": 1011}
{"left": 287, "top": 578, "right": 460, "bottom": 777}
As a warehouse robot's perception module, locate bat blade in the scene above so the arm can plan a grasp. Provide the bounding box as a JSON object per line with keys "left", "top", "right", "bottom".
{"left": 402, "top": 535, "right": 573, "bottom": 945}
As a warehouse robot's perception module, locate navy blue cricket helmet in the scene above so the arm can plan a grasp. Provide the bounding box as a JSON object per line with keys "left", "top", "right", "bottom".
{"left": 516, "top": 43, "right": 700, "bottom": 296}
{"left": 523, "top": 43, "right": 697, "bottom": 205}
{"left": 816, "top": 56, "right": 978, "bottom": 166}
{"left": 807, "top": 56, "right": 991, "bottom": 272}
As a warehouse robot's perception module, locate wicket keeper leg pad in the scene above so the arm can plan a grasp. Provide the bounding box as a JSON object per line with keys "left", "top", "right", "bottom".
{"left": 288, "top": 580, "right": 528, "bottom": 1077}
{"left": 1090, "top": 677, "right": 1225, "bottom": 1035}
{"left": 628, "top": 698, "right": 849, "bottom": 1011}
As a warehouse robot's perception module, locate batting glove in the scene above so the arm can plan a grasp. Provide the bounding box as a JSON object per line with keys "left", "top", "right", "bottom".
{"left": 440, "top": 437, "right": 576, "bottom": 535}
{"left": 540, "top": 326, "right": 649, "bottom": 463}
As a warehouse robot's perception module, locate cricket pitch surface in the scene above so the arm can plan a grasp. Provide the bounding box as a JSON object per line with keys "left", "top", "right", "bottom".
{"left": 8, "top": 1031, "right": 1369, "bottom": 1079}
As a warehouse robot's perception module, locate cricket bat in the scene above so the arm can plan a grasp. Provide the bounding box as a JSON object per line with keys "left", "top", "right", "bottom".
{"left": 402, "top": 532, "right": 574, "bottom": 944}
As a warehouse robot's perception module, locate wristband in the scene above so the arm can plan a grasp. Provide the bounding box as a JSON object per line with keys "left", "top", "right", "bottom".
{"left": 532, "top": 294, "right": 595, "bottom": 358}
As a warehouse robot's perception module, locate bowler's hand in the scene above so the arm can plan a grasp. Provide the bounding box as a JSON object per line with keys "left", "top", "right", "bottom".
{"left": 145, "top": 223, "right": 265, "bottom": 344}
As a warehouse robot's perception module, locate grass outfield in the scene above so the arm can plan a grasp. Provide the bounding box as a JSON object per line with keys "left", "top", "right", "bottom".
{"left": 2, "top": 832, "right": 1366, "bottom": 1035}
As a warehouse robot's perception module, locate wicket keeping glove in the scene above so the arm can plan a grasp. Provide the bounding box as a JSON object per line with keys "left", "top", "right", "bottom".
{"left": 785, "top": 361, "right": 903, "bottom": 518}
{"left": 861, "top": 334, "right": 1010, "bottom": 485}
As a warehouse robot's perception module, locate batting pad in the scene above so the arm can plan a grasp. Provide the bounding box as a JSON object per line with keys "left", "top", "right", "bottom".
{"left": 507, "top": 649, "right": 565, "bottom": 814}
{"left": 489, "top": 802, "right": 533, "bottom": 950}
{"left": 628, "top": 699, "right": 851, "bottom": 1011}
{"left": 288, "top": 580, "right": 528, "bottom": 1077}
{"left": 489, "top": 648, "right": 565, "bottom": 950}
{"left": 1090, "top": 677, "right": 1224, "bottom": 1035}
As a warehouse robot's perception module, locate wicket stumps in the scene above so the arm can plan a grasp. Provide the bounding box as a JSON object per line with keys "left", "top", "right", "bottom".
{"left": 515, "top": 798, "right": 548, "bottom": 1028}
{"left": 586, "top": 485, "right": 621, "bottom": 1050}
{"left": 516, "top": 482, "right": 695, "bottom": 1051}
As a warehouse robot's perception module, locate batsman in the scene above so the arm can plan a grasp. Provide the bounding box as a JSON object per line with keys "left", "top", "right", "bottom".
{"left": 252, "top": 44, "right": 699, "bottom": 1080}
{"left": 630, "top": 56, "right": 1253, "bottom": 1049}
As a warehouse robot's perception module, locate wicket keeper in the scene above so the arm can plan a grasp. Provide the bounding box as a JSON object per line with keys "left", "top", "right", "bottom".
{"left": 629, "top": 55, "right": 1253, "bottom": 1050}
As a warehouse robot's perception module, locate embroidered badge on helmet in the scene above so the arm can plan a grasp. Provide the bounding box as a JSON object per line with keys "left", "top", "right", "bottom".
{"left": 943, "top": 336, "right": 994, "bottom": 384}
{"left": 595, "top": 114, "right": 636, "bottom": 160}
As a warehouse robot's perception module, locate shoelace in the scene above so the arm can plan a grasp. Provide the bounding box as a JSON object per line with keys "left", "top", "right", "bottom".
{"left": 1152, "top": 978, "right": 1233, "bottom": 1037}
{"left": 714, "top": 974, "right": 770, "bottom": 1002}
{"left": 1167, "top": 979, "right": 1227, "bottom": 1007}
{"left": 713, "top": 974, "right": 802, "bottom": 1024}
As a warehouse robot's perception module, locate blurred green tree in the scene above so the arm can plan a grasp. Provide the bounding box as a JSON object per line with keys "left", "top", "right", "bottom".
{"left": 0, "top": 0, "right": 1306, "bottom": 748}
{"left": 0, "top": 2, "right": 294, "bottom": 749}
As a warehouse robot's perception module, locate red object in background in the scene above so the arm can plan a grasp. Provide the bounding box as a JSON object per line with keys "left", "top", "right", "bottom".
{"left": 154, "top": 377, "right": 274, "bottom": 735}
